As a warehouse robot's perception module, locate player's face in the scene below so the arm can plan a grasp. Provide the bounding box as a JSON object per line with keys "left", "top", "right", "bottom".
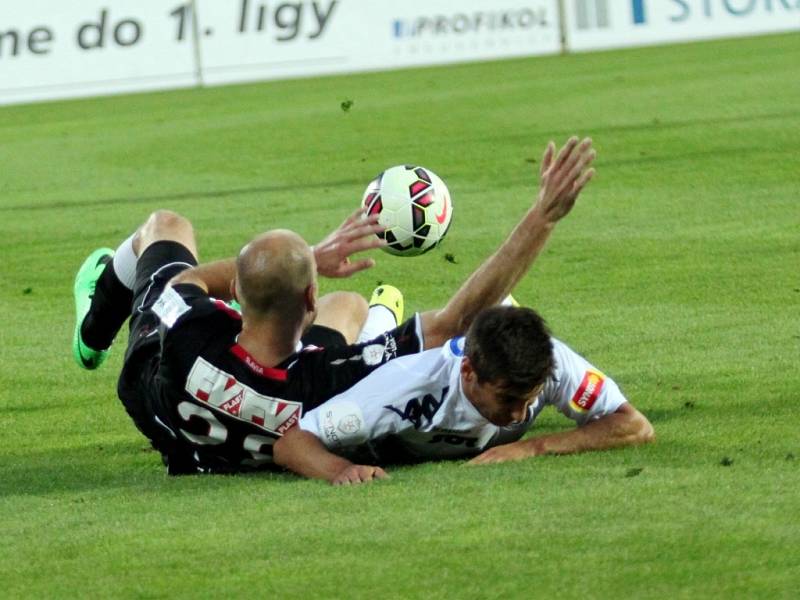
{"left": 470, "top": 382, "right": 542, "bottom": 426}
{"left": 461, "top": 357, "right": 544, "bottom": 427}
{"left": 461, "top": 360, "right": 543, "bottom": 426}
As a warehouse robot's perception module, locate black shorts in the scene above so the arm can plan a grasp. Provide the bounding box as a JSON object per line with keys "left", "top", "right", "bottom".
{"left": 124, "top": 241, "right": 198, "bottom": 363}
{"left": 301, "top": 324, "right": 347, "bottom": 348}
{"left": 117, "top": 241, "right": 197, "bottom": 451}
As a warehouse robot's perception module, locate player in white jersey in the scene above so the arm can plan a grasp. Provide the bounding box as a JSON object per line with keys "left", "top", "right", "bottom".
{"left": 274, "top": 306, "right": 654, "bottom": 484}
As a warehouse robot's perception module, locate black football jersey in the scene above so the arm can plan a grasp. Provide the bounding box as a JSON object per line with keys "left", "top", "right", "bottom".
{"left": 147, "top": 283, "right": 423, "bottom": 473}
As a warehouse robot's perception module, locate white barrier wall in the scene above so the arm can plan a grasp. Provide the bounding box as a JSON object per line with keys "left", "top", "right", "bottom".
{"left": 0, "top": 0, "right": 561, "bottom": 105}
{"left": 196, "top": 0, "right": 561, "bottom": 85}
{"left": 1, "top": 0, "right": 798, "bottom": 106}
{"left": 566, "top": 0, "right": 800, "bottom": 51}
{"left": 0, "top": 0, "right": 198, "bottom": 105}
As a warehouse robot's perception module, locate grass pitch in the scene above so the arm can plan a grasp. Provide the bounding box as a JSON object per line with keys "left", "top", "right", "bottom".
{"left": 1, "top": 32, "right": 798, "bottom": 598}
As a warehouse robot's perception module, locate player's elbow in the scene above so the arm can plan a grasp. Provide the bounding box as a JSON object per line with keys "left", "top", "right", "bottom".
{"left": 615, "top": 404, "right": 655, "bottom": 446}
{"left": 632, "top": 412, "right": 655, "bottom": 445}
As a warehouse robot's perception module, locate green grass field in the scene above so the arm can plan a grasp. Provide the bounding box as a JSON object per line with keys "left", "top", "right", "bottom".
{"left": 1, "top": 32, "right": 798, "bottom": 598}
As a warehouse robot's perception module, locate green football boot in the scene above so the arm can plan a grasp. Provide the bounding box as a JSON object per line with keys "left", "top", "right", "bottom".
{"left": 369, "top": 284, "right": 404, "bottom": 325}
{"left": 73, "top": 248, "right": 114, "bottom": 370}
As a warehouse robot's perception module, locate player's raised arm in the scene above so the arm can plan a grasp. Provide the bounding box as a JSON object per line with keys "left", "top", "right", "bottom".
{"left": 170, "top": 208, "right": 386, "bottom": 297}
{"left": 312, "top": 209, "right": 387, "bottom": 278}
{"left": 421, "top": 137, "right": 596, "bottom": 348}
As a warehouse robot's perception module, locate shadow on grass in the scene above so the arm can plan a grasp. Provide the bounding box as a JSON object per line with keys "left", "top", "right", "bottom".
{"left": 1, "top": 178, "right": 364, "bottom": 212}
{"left": 641, "top": 406, "right": 694, "bottom": 424}
{"left": 0, "top": 440, "right": 297, "bottom": 498}
{"left": 2, "top": 400, "right": 73, "bottom": 414}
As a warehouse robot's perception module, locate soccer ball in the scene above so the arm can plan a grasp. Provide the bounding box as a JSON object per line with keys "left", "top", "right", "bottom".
{"left": 361, "top": 165, "right": 453, "bottom": 256}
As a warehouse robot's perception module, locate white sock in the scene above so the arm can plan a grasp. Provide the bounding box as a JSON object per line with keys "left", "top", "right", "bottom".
{"left": 357, "top": 305, "right": 398, "bottom": 343}
{"left": 112, "top": 233, "right": 137, "bottom": 290}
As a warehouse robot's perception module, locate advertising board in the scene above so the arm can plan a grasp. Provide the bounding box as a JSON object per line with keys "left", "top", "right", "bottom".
{"left": 565, "top": 0, "right": 800, "bottom": 51}
{"left": 1, "top": 0, "right": 797, "bottom": 105}
{"left": 0, "top": 0, "right": 197, "bottom": 105}
{"left": 195, "top": 0, "right": 561, "bottom": 85}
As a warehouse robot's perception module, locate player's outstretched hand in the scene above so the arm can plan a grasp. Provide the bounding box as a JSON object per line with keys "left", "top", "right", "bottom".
{"left": 313, "top": 208, "right": 387, "bottom": 278}
{"left": 331, "top": 464, "right": 390, "bottom": 486}
{"left": 533, "top": 136, "right": 596, "bottom": 224}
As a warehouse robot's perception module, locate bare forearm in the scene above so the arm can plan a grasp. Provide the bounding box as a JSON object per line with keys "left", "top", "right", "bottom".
{"left": 530, "top": 409, "right": 654, "bottom": 456}
{"left": 448, "top": 207, "right": 553, "bottom": 321}
{"left": 273, "top": 428, "right": 353, "bottom": 482}
{"left": 170, "top": 259, "right": 236, "bottom": 299}
{"left": 469, "top": 405, "right": 654, "bottom": 465}
{"left": 422, "top": 207, "right": 554, "bottom": 347}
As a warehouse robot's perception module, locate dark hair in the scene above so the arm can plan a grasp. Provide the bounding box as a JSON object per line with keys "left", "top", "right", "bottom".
{"left": 463, "top": 306, "right": 554, "bottom": 399}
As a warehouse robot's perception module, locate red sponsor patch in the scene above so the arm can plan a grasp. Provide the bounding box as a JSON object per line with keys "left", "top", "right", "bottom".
{"left": 570, "top": 369, "right": 605, "bottom": 413}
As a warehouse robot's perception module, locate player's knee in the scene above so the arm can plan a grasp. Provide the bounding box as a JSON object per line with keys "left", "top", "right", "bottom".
{"left": 317, "top": 291, "right": 368, "bottom": 343}
{"left": 329, "top": 291, "right": 368, "bottom": 323}
{"left": 146, "top": 210, "right": 193, "bottom": 237}
{"left": 137, "top": 210, "right": 196, "bottom": 256}
{"left": 345, "top": 292, "right": 369, "bottom": 323}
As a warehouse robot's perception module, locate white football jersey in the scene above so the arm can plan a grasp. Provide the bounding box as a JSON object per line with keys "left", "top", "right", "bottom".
{"left": 299, "top": 337, "right": 628, "bottom": 461}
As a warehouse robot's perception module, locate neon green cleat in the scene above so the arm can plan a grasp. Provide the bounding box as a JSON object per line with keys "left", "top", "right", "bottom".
{"left": 369, "top": 284, "right": 404, "bottom": 325}
{"left": 73, "top": 248, "right": 114, "bottom": 370}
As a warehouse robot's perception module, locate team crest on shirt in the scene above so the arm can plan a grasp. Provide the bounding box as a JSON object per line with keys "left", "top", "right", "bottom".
{"left": 362, "top": 344, "right": 385, "bottom": 366}
{"left": 320, "top": 401, "right": 367, "bottom": 448}
{"left": 337, "top": 414, "right": 362, "bottom": 435}
{"left": 570, "top": 369, "right": 605, "bottom": 413}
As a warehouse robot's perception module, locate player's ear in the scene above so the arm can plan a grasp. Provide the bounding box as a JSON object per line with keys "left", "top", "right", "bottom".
{"left": 304, "top": 282, "right": 317, "bottom": 313}
{"left": 460, "top": 357, "right": 476, "bottom": 383}
{"left": 230, "top": 278, "right": 238, "bottom": 303}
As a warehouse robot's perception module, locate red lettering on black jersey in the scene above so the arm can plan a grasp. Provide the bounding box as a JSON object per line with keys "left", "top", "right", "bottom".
{"left": 220, "top": 389, "right": 244, "bottom": 416}
{"left": 230, "top": 344, "right": 288, "bottom": 381}
{"left": 276, "top": 409, "right": 300, "bottom": 435}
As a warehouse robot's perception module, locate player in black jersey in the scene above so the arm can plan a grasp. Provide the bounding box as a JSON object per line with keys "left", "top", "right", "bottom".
{"left": 74, "top": 208, "right": 410, "bottom": 473}
{"left": 73, "top": 136, "right": 597, "bottom": 477}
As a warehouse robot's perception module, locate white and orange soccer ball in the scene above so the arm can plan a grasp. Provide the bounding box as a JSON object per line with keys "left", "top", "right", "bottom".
{"left": 361, "top": 165, "right": 453, "bottom": 257}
